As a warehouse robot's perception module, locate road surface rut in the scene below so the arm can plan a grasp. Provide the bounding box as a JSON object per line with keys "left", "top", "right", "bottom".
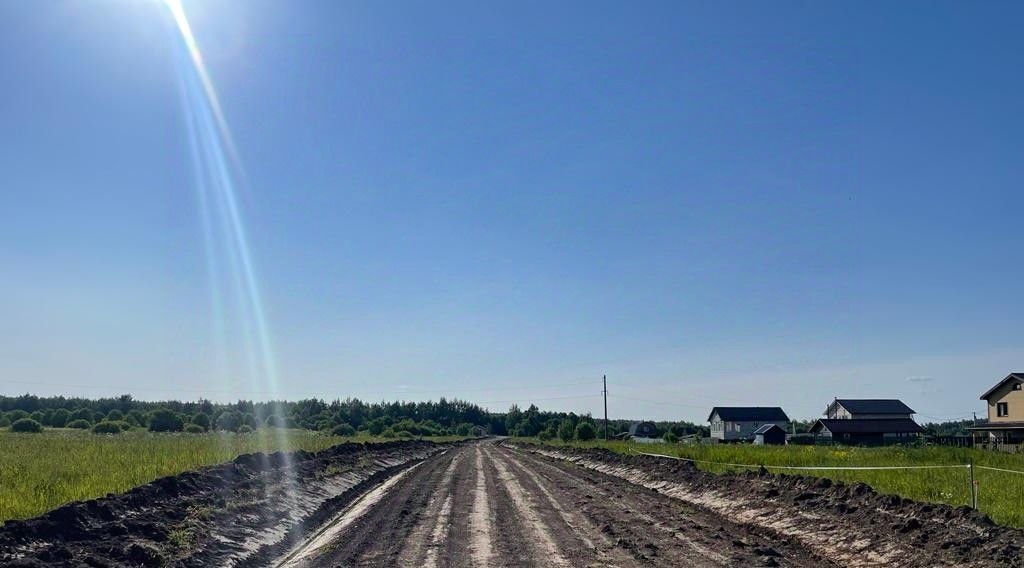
{"left": 280, "top": 440, "right": 826, "bottom": 567}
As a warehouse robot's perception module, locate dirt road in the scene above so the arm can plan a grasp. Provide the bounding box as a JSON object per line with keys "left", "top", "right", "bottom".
{"left": 4, "top": 439, "right": 1019, "bottom": 567}
{"left": 274, "top": 440, "right": 824, "bottom": 567}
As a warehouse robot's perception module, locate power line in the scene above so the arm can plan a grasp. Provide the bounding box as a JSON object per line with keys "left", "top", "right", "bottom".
{"left": 473, "top": 394, "right": 603, "bottom": 405}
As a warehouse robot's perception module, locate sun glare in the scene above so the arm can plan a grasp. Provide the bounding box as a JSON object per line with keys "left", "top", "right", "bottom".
{"left": 163, "top": 0, "right": 200, "bottom": 60}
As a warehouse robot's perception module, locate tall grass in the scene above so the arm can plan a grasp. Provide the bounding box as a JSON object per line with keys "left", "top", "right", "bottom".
{"left": 533, "top": 439, "right": 1024, "bottom": 528}
{"left": 0, "top": 428, "right": 457, "bottom": 522}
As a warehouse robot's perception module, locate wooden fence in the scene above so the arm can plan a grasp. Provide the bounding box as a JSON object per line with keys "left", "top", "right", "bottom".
{"left": 927, "top": 435, "right": 975, "bottom": 448}
{"left": 975, "top": 442, "right": 1024, "bottom": 453}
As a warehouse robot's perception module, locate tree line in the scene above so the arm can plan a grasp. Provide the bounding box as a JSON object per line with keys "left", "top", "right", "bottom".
{"left": 0, "top": 394, "right": 707, "bottom": 439}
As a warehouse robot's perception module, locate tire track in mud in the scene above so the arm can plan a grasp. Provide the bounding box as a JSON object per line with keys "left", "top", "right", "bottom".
{"left": 271, "top": 440, "right": 835, "bottom": 567}
{"left": 275, "top": 461, "right": 425, "bottom": 567}
{"left": 503, "top": 446, "right": 753, "bottom": 564}
{"left": 476, "top": 443, "right": 537, "bottom": 566}
{"left": 517, "top": 444, "right": 1012, "bottom": 568}
{"left": 483, "top": 445, "right": 573, "bottom": 566}
{"left": 395, "top": 451, "right": 462, "bottom": 566}
{"left": 280, "top": 448, "right": 459, "bottom": 567}
{"left": 496, "top": 446, "right": 638, "bottom": 567}
{"left": 468, "top": 446, "right": 495, "bottom": 565}
{"left": 497, "top": 444, "right": 823, "bottom": 567}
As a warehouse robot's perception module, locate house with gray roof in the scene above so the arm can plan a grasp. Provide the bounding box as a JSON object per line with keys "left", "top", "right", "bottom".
{"left": 628, "top": 421, "right": 659, "bottom": 439}
{"left": 825, "top": 398, "right": 916, "bottom": 420}
{"left": 708, "top": 407, "right": 789, "bottom": 442}
{"left": 811, "top": 398, "right": 923, "bottom": 445}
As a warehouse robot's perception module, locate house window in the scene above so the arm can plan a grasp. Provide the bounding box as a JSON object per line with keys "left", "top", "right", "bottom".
{"left": 1014, "top": 383, "right": 1022, "bottom": 391}
{"left": 998, "top": 402, "right": 1009, "bottom": 417}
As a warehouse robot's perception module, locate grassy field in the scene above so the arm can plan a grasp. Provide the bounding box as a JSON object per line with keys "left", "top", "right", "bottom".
{"left": 0, "top": 428, "right": 461, "bottom": 523}
{"left": 529, "top": 439, "right": 1024, "bottom": 528}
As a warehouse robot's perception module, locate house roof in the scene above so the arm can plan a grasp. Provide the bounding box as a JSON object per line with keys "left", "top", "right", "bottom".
{"left": 979, "top": 373, "right": 1024, "bottom": 401}
{"left": 832, "top": 399, "right": 915, "bottom": 415}
{"left": 966, "top": 421, "right": 1024, "bottom": 431}
{"left": 628, "top": 421, "right": 656, "bottom": 436}
{"left": 754, "top": 424, "right": 785, "bottom": 435}
{"left": 707, "top": 407, "right": 789, "bottom": 423}
{"left": 811, "top": 418, "right": 924, "bottom": 435}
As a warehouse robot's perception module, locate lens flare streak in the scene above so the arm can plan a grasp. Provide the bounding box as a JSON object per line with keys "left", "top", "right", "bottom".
{"left": 165, "top": 0, "right": 279, "bottom": 397}
{"left": 164, "top": 0, "right": 296, "bottom": 500}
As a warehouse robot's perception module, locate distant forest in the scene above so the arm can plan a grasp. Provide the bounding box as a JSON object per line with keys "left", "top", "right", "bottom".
{"left": 0, "top": 393, "right": 974, "bottom": 438}
{"left": 0, "top": 393, "right": 708, "bottom": 438}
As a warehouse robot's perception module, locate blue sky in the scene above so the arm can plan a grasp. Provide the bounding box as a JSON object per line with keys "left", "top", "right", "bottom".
{"left": 1, "top": 1, "right": 1022, "bottom": 422}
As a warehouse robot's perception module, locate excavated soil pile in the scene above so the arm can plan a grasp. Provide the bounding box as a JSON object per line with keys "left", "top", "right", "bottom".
{"left": 520, "top": 444, "right": 1024, "bottom": 567}
{"left": 0, "top": 440, "right": 447, "bottom": 568}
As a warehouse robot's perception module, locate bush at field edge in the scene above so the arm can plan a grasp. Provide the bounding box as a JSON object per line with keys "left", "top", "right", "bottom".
{"left": 148, "top": 409, "right": 184, "bottom": 433}
{"left": 92, "top": 421, "right": 126, "bottom": 434}
{"left": 10, "top": 418, "right": 43, "bottom": 433}
{"left": 330, "top": 424, "right": 356, "bottom": 436}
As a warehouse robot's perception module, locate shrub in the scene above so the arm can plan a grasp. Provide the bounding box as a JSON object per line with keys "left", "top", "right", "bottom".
{"left": 30, "top": 411, "right": 45, "bottom": 424}
{"left": 419, "top": 420, "right": 443, "bottom": 436}
{"left": 331, "top": 424, "right": 356, "bottom": 437}
{"left": 148, "top": 409, "right": 184, "bottom": 432}
{"left": 381, "top": 427, "right": 396, "bottom": 439}
{"left": 396, "top": 430, "right": 414, "bottom": 438}
{"left": 184, "top": 423, "right": 206, "bottom": 434}
{"left": 237, "top": 425, "right": 253, "bottom": 434}
{"left": 365, "top": 418, "right": 388, "bottom": 436}
{"left": 392, "top": 419, "right": 420, "bottom": 436}
{"left": 10, "top": 418, "right": 43, "bottom": 433}
{"left": 454, "top": 423, "right": 472, "bottom": 436}
{"left": 242, "top": 413, "right": 258, "bottom": 429}
{"left": 92, "top": 421, "right": 124, "bottom": 434}
{"left": 264, "top": 414, "right": 289, "bottom": 428}
{"left": 66, "top": 419, "right": 91, "bottom": 429}
{"left": 105, "top": 409, "right": 124, "bottom": 422}
{"left": 662, "top": 431, "right": 679, "bottom": 443}
{"left": 191, "top": 413, "right": 211, "bottom": 431}
{"left": 558, "top": 419, "right": 575, "bottom": 442}
{"left": 575, "top": 421, "right": 597, "bottom": 441}
{"left": 127, "top": 410, "right": 146, "bottom": 427}
{"left": 50, "top": 408, "right": 70, "bottom": 428}
{"left": 69, "top": 408, "right": 93, "bottom": 424}
{"left": 538, "top": 428, "right": 555, "bottom": 441}
{"left": 7, "top": 410, "right": 30, "bottom": 423}
{"left": 0, "top": 416, "right": 9, "bottom": 428}
{"left": 216, "top": 410, "right": 243, "bottom": 432}
{"left": 316, "top": 419, "right": 336, "bottom": 431}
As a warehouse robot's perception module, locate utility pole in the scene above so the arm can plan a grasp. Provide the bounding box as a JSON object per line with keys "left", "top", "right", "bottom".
{"left": 602, "top": 375, "right": 609, "bottom": 441}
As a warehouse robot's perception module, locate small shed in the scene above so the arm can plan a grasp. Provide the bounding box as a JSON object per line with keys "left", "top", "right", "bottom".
{"left": 753, "top": 424, "right": 786, "bottom": 445}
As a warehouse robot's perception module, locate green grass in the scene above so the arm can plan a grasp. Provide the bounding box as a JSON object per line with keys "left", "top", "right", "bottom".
{"left": 528, "top": 439, "right": 1024, "bottom": 528}
{"left": 0, "top": 428, "right": 462, "bottom": 523}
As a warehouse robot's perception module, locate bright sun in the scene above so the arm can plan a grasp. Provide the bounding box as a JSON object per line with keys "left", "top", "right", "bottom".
{"left": 162, "top": 0, "right": 201, "bottom": 60}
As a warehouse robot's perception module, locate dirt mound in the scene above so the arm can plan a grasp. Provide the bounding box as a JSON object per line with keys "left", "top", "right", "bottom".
{"left": 0, "top": 440, "right": 449, "bottom": 567}
{"left": 518, "top": 443, "right": 1024, "bottom": 567}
